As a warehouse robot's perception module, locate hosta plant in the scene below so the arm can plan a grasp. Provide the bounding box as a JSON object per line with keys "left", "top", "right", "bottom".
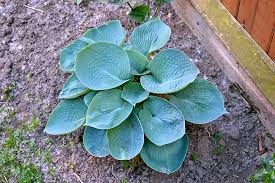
{"left": 45, "top": 18, "right": 226, "bottom": 174}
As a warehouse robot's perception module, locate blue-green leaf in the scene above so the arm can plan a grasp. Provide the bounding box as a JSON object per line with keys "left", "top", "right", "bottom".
{"left": 58, "top": 74, "right": 90, "bottom": 99}
{"left": 121, "top": 82, "right": 150, "bottom": 105}
{"left": 126, "top": 50, "right": 150, "bottom": 75}
{"left": 139, "top": 96, "right": 185, "bottom": 146}
{"left": 140, "top": 49, "right": 199, "bottom": 94}
{"left": 86, "top": 89, "right": 133, "bottom": 129}
{"left": 60, "top": 39, "right": 90, "bottom": 72}
{"left": 107, "top": 114, "right": 144, "bottom": 160}
{"left": 44, "top": 98, "right": 87, "bottom": 135}
{"left": 140, "top": 135, "right": 189, "bottom": 174}
{"left": 170, "top": 78, "right": 225, "bottom": 124}
{"left": 83, "top": 20, "right": 126, "bottom": 46}
{"left": 130, "top": 17, "right": 171, "bottom": 55}
{"left": 83, "top": 91, "right": 97, "bottom": 106}
{"left": 83, "top": 126, "right": 109, "bottom": 157}
{"left": 75, "top": 42, "right": 131, "bottom": 90}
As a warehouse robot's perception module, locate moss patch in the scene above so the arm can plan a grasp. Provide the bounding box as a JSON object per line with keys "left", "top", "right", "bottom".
{"left": 0, "top": 108, "right": 55, "bottom": 182}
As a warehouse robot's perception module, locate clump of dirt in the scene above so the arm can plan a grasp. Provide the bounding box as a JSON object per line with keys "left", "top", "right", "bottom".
{"left": 1, "top": 0, "right": 274, "bottom": 182}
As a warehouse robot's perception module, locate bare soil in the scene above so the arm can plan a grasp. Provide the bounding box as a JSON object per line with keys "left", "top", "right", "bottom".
{"left": 1, "top": 0, "right": 274, "bottom": 182}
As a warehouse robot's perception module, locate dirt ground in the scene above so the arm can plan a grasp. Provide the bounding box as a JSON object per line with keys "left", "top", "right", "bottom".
{"left": 1, "top": 0, "right": 275, "bottom": 182}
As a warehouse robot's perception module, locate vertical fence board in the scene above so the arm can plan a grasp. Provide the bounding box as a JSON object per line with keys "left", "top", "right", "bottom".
{"left": 221, "top": 0, "right": 240, "bottom": 17}
{"left": 269, "top": 32, "right": 275, "bottom": 60}
{"left": 237, "top": 0, "right": 258, "bottom": 33}
{"left": 251, "top": 0, "right": 275, "bottom": 52}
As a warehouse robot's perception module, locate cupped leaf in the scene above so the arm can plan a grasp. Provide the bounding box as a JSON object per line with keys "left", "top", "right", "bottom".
{"left": 86, "top": 89, "right": 133, "bottom": 129}
{"left": 170, "top": 78, "right": 226, "bottom": 124}
{"left": 121, "top": 82, "right": 150, "bottom": 105}
{"left": 60, "top": 39, "right": 90, "bottom": 72}
{"left": 140, "top": 49, "right": 199, "bottom": 94}
{"left": 139, "top": 96, "right": 185, "bottom": 146}
{"left": 126, "top": 50, "right": 150, "bottom": 75}
{"left": 140, "top": 135, "right": 189, "bottom": 174}
{"left": 58, "top": 74, "right": 90, "bottom": 99}
{"left": 83, "top": 91, "right": 97, "bottom": 106}
{"left": 44, "top": 98, "right": 87, "bottom": 135}
{"left": 83, "top": 126, "right": 109, "bottom": 157}
{"left": 83, "top": 20, "right": 126, "bottom": 46}
{"left": 129, "top": 5, "right": 150, "bottom": 23}
{"left": 75, "top": 42, "right": 131, "bottom": 90}
{"left": 130, "top": 17, "right": 171, "bottom": 55}
{"left": 107, "top": 114, "right": 144, "bottom": 160}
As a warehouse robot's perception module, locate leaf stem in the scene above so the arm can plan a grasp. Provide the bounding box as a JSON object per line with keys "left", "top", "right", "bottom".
{"left": 153, "top": 4, "right": 161, "bottom": 17}
{"left": 127, "top": 2, "right": 133, "bottom": 10}
{"left": 147, "top": 0, "right": 150, "bottom": 17}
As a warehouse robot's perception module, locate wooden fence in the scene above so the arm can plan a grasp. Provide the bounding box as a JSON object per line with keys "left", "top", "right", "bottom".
{"left": 220, "top": 0, "right": 275, "bottom": 60}
{"left": 173, "top": 0, "right": 275, "bottom": 137}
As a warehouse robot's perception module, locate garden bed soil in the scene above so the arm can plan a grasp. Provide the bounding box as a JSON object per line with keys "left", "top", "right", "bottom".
{"left": 0, "top": 0, "right": 275, "bottom": 182}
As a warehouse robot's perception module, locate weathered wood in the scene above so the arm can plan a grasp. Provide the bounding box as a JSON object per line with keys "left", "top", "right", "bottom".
{"left": 250, "top": 0, "right": 275, "bottom": 52}
{"left": 187, "top": 0, "right": 275, "bottom": 105}
{"left": 172, "top": 0, "right": 275, "bottom": 137}
{"left": 221, "top": 0, "right": 240, "bottom": 18}
{"left": 222, "top": 0, "right": 275, "bottom": 59}
{"left": 237, "top": 0, "right": 258, "bottom": 33}
{"left": 269, "top": 31, "right": 275, "bottom": 60}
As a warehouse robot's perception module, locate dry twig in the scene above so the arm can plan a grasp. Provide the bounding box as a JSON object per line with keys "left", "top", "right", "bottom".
{"left": 258, "top": 132, "right": 266, "bottom": 155}
{"left": 73, "top": 172, "right": 84, "bottom": 183}
{"left": 24, "top": 5, "right": 44, "bottom": 13}
{"left": 3, "top": 176, "right": 8, "bottom": 183}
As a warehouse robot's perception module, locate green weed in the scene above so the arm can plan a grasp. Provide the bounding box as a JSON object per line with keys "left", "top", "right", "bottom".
{"left": 190, "top": 151, "right": 199, "bottom": 161}
{"left": 121, "top": 160, "right": 132, "bottom": 169}
{"left": 250, "top": 154, "right": 275, "bottom": 183}
{"left": 212, "top": 131, "right": 222, "bottom": 142}
{"left": 213, "top": 144, "right": 224, "bottom": 155}
{"left": 22, "top": 117, "right": 40, "bottom": 132}
{"left": 3, "top": 83, "right": 15, "bottom": 102}
{"left": 121, "top": 177, "right": 128, "bottom": 183}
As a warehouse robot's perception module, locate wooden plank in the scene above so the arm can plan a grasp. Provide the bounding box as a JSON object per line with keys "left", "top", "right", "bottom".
{"left": 187, "top": 0, "right": 275, "bottom": 105}
{"left": 221, "top": 0, "right": 240, "bottom": 17}
{"left": 269, "top": 31, "right": 275, "bottom": 60}
{"left": 172, "top": 0, "right": 275, "bottom": 137}
{"left": 237, "top": 0, "right": 258, "bottom": 33}
{"left": 250, "top": 0, "right": 275, "bottom": 52}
